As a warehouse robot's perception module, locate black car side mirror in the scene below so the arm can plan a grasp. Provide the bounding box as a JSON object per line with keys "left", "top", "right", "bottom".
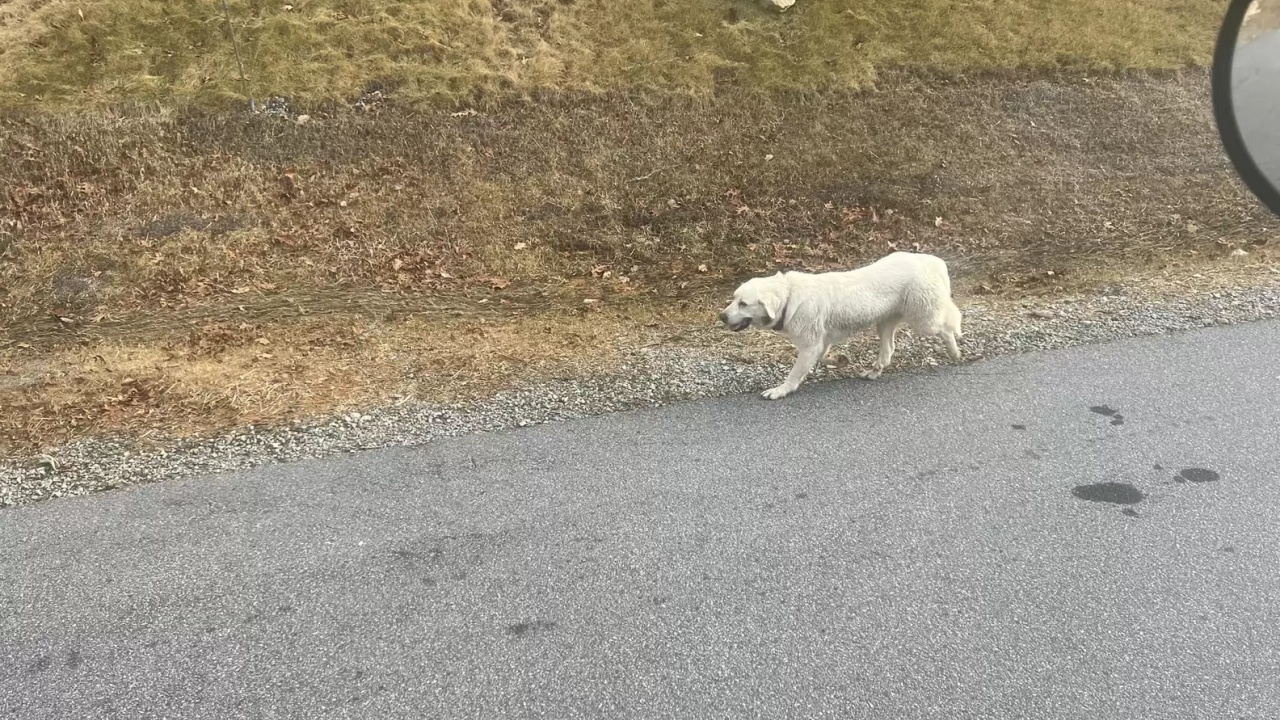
{"left": 1214, "top": 0, "right": 1280, "bottom": 217}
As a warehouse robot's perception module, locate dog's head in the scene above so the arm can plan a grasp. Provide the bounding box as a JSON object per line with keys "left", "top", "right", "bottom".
{"left": 719, "top": 273, "right": 788, "bottom": 332}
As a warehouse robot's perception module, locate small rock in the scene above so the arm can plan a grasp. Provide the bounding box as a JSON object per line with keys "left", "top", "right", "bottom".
{"left": 354, "top": 90, "right": 384, "bottom": 112}
{"left": 262, "top": 96, "right": 290, "bottom": 117}
{"left": 1029, "top": 309, "right": 1055, "bottom": 319}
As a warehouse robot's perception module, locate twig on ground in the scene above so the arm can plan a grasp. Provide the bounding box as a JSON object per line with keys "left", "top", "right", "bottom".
{"left": 628, "top": 167, "right": 672, "bottom": 183}
{"left": 220, "top": 0, "right": 250, "bottom": 98}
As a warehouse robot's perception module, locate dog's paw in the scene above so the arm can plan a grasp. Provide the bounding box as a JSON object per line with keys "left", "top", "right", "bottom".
{"left": 860, "top": 368, "right": 882, "bottom": 380}
{"left": 761, "top": 385, "right": 792, "bottom": 400}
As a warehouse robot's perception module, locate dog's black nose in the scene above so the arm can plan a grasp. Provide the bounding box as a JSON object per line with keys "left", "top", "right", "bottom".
{"left": 718, "top": 311, "right": 727, "bottom": 323}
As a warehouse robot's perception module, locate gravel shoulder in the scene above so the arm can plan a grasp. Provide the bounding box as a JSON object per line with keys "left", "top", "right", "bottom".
{"left": 2, "top": 264, "right": 1278, "bottom": 509}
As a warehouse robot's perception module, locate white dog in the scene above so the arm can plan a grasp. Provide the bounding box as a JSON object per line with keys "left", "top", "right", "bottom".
{"left": 719, "top": 251, "right": 963, "bottom": 399}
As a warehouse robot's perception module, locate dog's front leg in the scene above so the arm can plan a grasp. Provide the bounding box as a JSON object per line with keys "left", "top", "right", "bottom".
{"left": 762, "top": 341, "right": 824, "bottom": 400}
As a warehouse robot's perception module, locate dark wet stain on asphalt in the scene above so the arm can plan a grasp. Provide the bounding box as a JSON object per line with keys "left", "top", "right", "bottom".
{"left": 1176, "top": 468, "right": 1220, "bottom": 483}
{"left": 1072, "top": 482, "right": 1145, "bottom": 505}
{"left": 1089, "top": 405, "right": 1125, "bottom": 426}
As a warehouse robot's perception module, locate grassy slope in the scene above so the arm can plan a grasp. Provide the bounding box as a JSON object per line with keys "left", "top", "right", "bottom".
{"left": 3, "top": 0, "right": 1264, "bottom": 455}
{"left": 1, "top": 0, "right": 1221, "bottom": 108}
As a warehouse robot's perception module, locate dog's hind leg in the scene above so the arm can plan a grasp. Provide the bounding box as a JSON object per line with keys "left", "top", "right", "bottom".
{"left": 941, "top": 330, "right": 962, "bottom": 360}
{"left": 861, "top": 319, "right": 900, "bottom": 380}
{"left": 762, "top": 341, "right": 825, "bottom": 400}
{"left": 940, "top": 301, "right": 963, "bottom": 360}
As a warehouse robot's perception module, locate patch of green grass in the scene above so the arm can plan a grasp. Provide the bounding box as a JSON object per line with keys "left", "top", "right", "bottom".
{"left": 0, "top": 0, "right": 1223, "bottom": 109}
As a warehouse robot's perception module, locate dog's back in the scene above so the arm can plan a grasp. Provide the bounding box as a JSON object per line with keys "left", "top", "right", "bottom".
{"left": 858, "top": 252, "right": 961, "bottom": 336}
{"left": 773, "top": 252, "right": 958, "bottom": 337}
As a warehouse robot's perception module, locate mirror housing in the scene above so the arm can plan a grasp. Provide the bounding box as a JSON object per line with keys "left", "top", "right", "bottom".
{"left": 1213, "top": 0, "right": 1280, "bottom": 217}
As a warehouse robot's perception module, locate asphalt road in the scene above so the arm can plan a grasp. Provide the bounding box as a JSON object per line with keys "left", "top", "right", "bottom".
{"left": 4, "top": 321, "right": 1280, "bottom": 719}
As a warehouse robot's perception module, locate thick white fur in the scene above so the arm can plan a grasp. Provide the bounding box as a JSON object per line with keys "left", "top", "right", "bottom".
{"left": 719, "top": 251, "right": 963, "bottom": 400}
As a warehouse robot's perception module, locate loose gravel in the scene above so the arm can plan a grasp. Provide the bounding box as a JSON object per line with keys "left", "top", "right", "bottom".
{"left": 2, "top": 278, "right": 1278, "bottom": 508}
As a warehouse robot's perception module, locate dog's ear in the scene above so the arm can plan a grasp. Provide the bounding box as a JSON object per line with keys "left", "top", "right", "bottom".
{"left": 758, "top": 287, "right": 786, "bottom": 325}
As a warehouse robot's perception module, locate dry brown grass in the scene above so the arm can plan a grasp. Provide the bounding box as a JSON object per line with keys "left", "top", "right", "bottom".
{"left": 1, "top": 0, "right": 1223, "bottom": 108}
{"left": 4, "top": 253, "right": 1276, "bottom": 455}
{"left": 0, "top": 300, "right": 708, "bottom": 452}
{"left": 3, "top": 73, "right": 1271, "bottom": 341}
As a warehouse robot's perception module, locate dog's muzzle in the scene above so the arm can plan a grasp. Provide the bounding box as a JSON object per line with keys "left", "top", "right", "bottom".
{"left": 719, "top": 311, "right": 750, "bottom": 332}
